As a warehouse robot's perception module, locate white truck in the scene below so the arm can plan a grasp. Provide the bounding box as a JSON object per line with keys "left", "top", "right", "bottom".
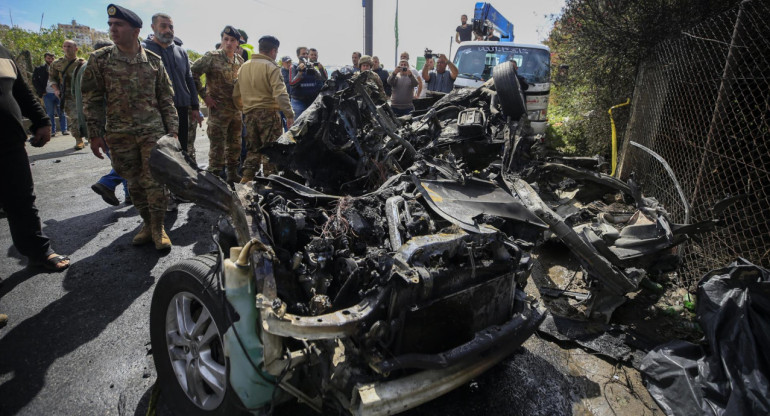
{"left": 451, "top": 3, "right": 551, "bottom": 134}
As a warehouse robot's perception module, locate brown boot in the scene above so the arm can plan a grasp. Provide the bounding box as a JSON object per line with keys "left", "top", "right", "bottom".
{"left": 132, "top": 209, "right": 153, "bottom": 246}
{"left": 150, "top": 212, "right": 172, "bottom": 250}
{"left": 226, "top": 167, "right": 242, "bottom": 183}
{"left": 239, "top": 169, "right": 254, "bottom": 184}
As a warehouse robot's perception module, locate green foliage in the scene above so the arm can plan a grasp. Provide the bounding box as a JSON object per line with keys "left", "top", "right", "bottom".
{"left": 0, "top": 26, "right": 86, "bottom": 66}
{"left": 187, "top": 49, "right": 202, "bottom": 62}
{"left": 544, "top": 0, "right": 742, "bottom": 156}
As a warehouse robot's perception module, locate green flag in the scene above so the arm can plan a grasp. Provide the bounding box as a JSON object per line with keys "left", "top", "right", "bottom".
{"left": 394, "top": 0, "right": 399, "bottom": 48}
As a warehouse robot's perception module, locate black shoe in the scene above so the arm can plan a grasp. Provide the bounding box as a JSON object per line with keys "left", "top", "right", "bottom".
{"left": 91, "top": 183, "right": 120, "bottom": 206}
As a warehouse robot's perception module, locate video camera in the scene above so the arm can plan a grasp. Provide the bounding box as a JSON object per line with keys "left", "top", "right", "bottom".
{"left": 424, "top": 48, "right": 439, "bottom": 60}
{"left": 299, "top": 57, "right": 320, "bottom": 73}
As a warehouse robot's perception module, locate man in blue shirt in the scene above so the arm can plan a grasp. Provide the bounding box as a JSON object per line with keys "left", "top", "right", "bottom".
{"left": 422, "top": 54, "right": 458, "bottom": 94}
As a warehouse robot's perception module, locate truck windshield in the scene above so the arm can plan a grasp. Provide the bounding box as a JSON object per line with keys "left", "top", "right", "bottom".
{"left": 454, "top": 45, "right": 550, "bottom": 84}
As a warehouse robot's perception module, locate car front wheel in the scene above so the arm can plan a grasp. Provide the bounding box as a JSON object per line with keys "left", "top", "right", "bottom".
{"left": 150, "top": 254, "right": 246, "bottom": 415}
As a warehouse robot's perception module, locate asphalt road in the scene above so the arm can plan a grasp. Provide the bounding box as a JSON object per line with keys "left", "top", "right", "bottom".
{"left": 0, "top": 128, "right": 660, "bottom": 416}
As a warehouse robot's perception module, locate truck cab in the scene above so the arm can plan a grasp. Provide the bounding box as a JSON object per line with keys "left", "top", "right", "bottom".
{"left": 453, "top": 41, "right": 551, "bottom": 134}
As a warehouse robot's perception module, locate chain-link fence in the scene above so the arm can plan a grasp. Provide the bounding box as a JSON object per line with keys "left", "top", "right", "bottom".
{"left": 617, "top": 0, "right": 769, "bottom": 289}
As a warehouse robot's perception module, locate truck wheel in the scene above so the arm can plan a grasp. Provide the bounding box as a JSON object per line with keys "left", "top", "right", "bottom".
{"left": 150, "top": 254, "right": 247, "bottom": 415}
{"left": 493, "top": 62, "right": 527, "bottom": 120}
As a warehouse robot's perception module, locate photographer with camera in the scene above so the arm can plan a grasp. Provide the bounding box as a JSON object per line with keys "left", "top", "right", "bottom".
{"left": 289, "top": 46, "right": 326, "bottom": 117}
{"left": 388, "top": 59, "right": 419, "bottom": 117}
{"left": 422, "top": 52, "right": 458, "bottom": 93}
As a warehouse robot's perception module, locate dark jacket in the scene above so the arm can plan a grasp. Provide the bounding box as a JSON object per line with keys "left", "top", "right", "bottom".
{"left": 289, "top": 63, "right": 326, "bottom": 103}
{"left": 32, "top": 63, "right": 49, "bottom": 97}
{"left": 142, "top": 39, "right": 200, "bottom": 109}
{"left": 373, "top": 67, "right": 391, "bottom": 97}
{"left": 0, "top": 44, "right": 50, "bottom": 148}
{"left": 281, "top": 66, "right": 292, "bottom": 96}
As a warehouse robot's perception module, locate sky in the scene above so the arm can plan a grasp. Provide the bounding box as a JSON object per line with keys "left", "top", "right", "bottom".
{"left": 0, "top": 0, "right": 565, "bottom": 68}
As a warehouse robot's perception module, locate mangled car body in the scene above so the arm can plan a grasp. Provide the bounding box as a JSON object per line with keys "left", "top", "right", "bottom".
{"left": 148, "top": 63, "right": 730, "bottom": 415}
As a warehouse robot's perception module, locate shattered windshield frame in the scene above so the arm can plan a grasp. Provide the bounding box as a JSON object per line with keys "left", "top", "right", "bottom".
{"left": 454, "top": 45, "right": 551, "bottom": 84}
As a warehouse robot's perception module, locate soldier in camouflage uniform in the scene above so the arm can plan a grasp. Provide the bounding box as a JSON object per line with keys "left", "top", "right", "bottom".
{"left": 191, "top": 26, "right": 244, "bottom": 182}
{"left": 49, "top": 39, "right": 86, "bottom": 149}
{"left": 233, "top": 35, "right": 294, "bottom": 182}
{"left": 82, "top": 4, "right": 179, "bottom": 250}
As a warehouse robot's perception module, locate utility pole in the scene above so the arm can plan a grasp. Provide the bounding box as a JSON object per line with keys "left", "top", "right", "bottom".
{"left": 364, "top": 0, "right": 373, "bottom": 56}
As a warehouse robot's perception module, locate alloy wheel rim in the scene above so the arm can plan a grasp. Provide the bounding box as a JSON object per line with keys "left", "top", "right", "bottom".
{"left": 165, "top": 291, "right": 227, "bottom": 410}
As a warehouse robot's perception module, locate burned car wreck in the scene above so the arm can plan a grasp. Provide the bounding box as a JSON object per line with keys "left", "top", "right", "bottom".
{"left": 147, "top": 63, "right": 730, "bottom": 415}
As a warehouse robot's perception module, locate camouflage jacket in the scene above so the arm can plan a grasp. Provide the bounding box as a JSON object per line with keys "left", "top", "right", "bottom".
{"left": 81, "top": 45, "right": 178, "bottom": 138}
{"left": 49, "top": 56, "right": 85, "bottom": 97}
{"left": 191, "top": 49, "right": 243, "bottom": 109}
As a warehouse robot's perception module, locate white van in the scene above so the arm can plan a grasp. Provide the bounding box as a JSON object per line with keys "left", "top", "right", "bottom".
{"left": 453, "top": 41, "right": 551, "bottom": 134}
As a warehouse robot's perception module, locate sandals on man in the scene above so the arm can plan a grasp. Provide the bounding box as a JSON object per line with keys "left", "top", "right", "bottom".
{"left": 29, "top": 253, "right": 71, "bottom": 272}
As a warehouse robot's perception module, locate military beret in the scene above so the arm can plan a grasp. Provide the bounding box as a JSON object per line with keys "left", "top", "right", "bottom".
{"left": 107, "top": 4, "right": 142, "bottom": 28}
{"left": 221, "top": 25, "right": 242, "bottom": 43}
{"left": 258, "top": 35, "right": 280, "bottom": 48}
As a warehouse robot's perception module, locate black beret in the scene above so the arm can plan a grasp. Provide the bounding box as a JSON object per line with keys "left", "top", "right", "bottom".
{"left": 221, "top": 25, "right": 242, "bottom": 43}
{"left": 107, "top": 4, "right": 142, "bottom": 28}
{"left": 258, "top": 35, "right": 280, "bottom": 48}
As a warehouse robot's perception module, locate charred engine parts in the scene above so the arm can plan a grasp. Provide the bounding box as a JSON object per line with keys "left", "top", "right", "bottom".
{"left": 148, "top": 63, "right": 735, "bottom": 415}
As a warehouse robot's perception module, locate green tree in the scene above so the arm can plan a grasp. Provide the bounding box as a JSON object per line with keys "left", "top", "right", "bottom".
{"left": 545, "top": 0, "right": 742, "bottom": 156}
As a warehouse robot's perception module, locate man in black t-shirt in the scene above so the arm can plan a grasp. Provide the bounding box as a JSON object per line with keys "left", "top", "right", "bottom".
{"left": 455, "top": 14, "right": 473, "bottom": 44}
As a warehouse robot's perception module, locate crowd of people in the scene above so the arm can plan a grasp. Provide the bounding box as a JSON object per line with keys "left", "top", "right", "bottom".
{"left": 0, "top": 6, "right": 504, "bottom": 328}
{"left": 1, "top": 7, "right": 491, "bottom": 280}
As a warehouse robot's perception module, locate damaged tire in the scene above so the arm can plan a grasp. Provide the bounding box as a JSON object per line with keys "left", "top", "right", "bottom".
{"left": 493, "top": 61, "right": 527, "bottom": 120}
{"left": 150, "top": 254, "right": 246, "bottom": 415}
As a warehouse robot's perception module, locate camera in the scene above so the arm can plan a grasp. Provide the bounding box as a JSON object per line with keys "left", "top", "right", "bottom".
{"left": 299, "top": 57, "right": 319, "bottom": 72}
{"left": 401, "top": 66, "right": 408, "bottom": 72}
{"left": 424, "top": 48, "right": 437, "bottom": 60}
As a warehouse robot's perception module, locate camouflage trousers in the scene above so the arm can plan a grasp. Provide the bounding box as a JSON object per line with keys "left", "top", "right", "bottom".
{"left": 243, "top": 108, "right": 282, "bottom": 175}
{"left": 62, "top": 93, "right": 83, "bottom": 143}
{"left": 106, "top": 133, "right": 166, "bottom": 214}
{"left": 187, "top": 111, "right": 198, "bottom": 162}
{"left": 206, "top": 105, "right": 241, "bottom": 171}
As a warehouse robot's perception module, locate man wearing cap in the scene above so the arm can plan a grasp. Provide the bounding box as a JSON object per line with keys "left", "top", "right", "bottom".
{"left": 356, "top": 55, "right": 387, "bottom": 102}
{"left": 280, "top": 56, "right": 292, "bottom": 95}
{"left": 233, "top": 35, "right": 293, "bottom": 182}
{"left": 191, "top": 25, "right": 244, "bottom": 183}
{"left": 279, "top": 55, "right": 292, "bottom": 131}
{"left": 49, "top": 40, "right": 86, "bottom": 149}
{"left": 82, "top": 4, "right": 179, "bottom": 250}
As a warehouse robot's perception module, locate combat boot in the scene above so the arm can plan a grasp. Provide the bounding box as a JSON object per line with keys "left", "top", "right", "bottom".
{"left": 132, "top": 209, "right": 153, "bottom": 246}
{"left": 226, "top": 167, "right": 242, "bottom": 184}
{"left": 240, "top": 169, "right": 254, "bottom": 184}
{"left": 150, "top": 212, "right": 172, "bottom": 250}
